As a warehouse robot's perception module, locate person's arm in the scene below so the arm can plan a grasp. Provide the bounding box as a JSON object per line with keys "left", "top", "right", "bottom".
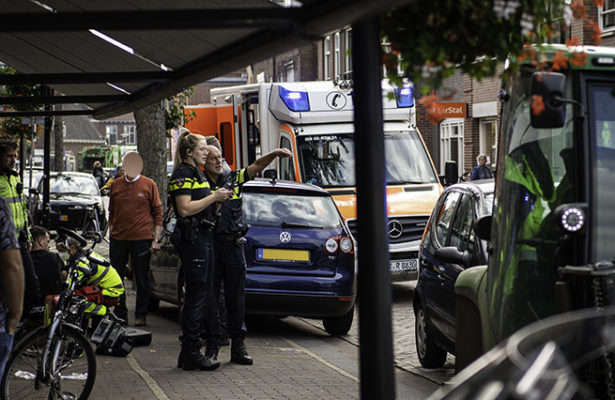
{"left": 107, "top": 182, "right": 115, "bottom": 233}
{"left": 174, "top": 188, "right": 232, "bottom": 218}
{"left": 246, "top": 148, "right": 292, "bottom": 178}
{"left": 469, "top": 167, "right": 479, "bottom": 181}
{"left": 150, "top": 181, "right": 164, "bottom": 250}
{"left": 0, "top": 249, "right": 24, "bottom": 334}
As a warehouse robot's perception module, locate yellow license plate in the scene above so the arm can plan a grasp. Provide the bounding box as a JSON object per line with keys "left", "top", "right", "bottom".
{"left": 257, "top": 248, "right": 310, "bottom": 262}
{"left": 59, "top": 215, "right": 69, "bottom": 221}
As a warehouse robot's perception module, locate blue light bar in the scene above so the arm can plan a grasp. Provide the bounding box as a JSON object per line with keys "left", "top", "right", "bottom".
{"left": 279, "top": 86, "right": 310, "bottom": 112}
{"left": 395, "top": 86, "right": 414, "bottom": 108}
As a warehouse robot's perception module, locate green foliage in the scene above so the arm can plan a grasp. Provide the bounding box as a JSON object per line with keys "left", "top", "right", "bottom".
{"left": 165, "top": 87, "right": 196, "bottom": 133}
{"left": 381, "top": 0, "right": 568, "bottom": 90}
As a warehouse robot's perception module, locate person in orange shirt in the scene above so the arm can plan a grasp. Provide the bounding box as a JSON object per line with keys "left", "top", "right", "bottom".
{"left": 108, "top": 152, "right": 162, "bottom": 327}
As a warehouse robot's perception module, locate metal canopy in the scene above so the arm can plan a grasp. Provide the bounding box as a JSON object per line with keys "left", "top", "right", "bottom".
{"left": 0, "top": 0, "right": 410, "bottom": 119}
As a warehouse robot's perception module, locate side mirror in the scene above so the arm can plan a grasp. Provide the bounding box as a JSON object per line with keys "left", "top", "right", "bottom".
{"left": 443, "top": 161, "right": 458, "bottom": 186}
{"left": 434, "top": 246, "right": 471, "bottom": 267}
{"left": 263, "top": 169, "right": 277, "bottom": 179}
{"left": 530, "top": 72, "right": 566, "bottom": 129}
{"left": 474, "top": 215, "right": 492, "bottom": 241}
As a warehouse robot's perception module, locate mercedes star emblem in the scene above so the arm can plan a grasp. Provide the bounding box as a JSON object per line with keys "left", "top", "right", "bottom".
{"left": 279, "top": 231, "right": 292, "bottom": 243}
{"left": 388, "top": 220, "right": 403, "bottom": 239}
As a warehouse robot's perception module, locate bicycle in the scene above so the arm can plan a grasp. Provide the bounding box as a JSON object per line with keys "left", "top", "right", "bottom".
{"left": 0, "top": 228, "right": 98, "bottom": 400}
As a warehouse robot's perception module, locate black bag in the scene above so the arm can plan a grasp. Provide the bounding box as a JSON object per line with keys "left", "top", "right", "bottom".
{"left": 91, "top": 315, "right": 134, "bottom": 357}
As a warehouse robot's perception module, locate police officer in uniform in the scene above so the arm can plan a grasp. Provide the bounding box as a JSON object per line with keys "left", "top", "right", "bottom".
{"left": 169, "top": 131, "right": 233, "bottom": 371}
{"left": 0, "top": 139, "right": 40, "bottom": 319}
{"left": 204, "top": 145, "right": 291, "bottom": 365}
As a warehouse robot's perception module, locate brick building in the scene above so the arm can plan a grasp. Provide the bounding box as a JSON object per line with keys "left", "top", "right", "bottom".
{"left": 417, "top": 2, "right": 615, "bottom": 176}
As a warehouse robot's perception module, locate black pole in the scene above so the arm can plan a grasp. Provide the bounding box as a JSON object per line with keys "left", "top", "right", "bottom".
{"left": 352, "top": 17, "right": 396, "bottom": 400}
{"left": 18, "top": 132, "right": 25, "bottom": 183}
{"left": 43, "top": 87, "right": 52, "bottom": 224}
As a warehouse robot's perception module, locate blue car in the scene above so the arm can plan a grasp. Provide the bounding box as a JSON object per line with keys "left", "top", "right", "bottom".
{"left": 150, "top": 178, "right": 356, "bottom": 336}
{"left": 413, "top": 179, "right": 494, "bottom": 368}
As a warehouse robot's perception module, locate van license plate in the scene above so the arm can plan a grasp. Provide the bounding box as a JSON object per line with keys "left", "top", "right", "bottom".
{"left": 390, "top": 259, "right": 418, "bottom": 272}
{"left": 60, "top": 215, "right": 69, "bottom": 222}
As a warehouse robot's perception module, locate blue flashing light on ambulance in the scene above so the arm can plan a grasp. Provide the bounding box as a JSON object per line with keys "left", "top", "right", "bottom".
{"left": 185, "top": 80, "right": 442, "bottom": 281}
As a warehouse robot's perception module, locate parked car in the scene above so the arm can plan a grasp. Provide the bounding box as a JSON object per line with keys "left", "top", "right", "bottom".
{"left": 33, "top": 171, "right": 108, "bottom": 239}
{"left": 413, "top": 179, "right": 494, "bottom": 368}
{"left": 150, "top": 178, "right": 357, "bottom": 335}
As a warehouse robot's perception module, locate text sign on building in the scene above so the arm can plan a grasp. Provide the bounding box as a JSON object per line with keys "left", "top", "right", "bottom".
{"left": 433, "top": 102, "right": 467, "bottom": 118}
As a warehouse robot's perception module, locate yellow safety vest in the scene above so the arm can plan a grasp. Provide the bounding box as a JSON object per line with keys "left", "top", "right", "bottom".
{"left": 72, "top": 253, "right": 124, "bottom": 316}
{"left": 0, "top": 172, "right": 29, "bottom": 233}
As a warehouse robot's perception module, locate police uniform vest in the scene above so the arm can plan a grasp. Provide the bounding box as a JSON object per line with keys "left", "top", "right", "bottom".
{"left": 0, "top": 170, "right": 28, "bottom": 234}
{"left": 169, "top": 163, "right": 216, "bottom": 256}
{"left": 211, "top": 169, "right": 251, "bottom": 236}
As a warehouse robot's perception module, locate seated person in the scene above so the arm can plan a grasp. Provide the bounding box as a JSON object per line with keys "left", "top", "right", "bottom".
{"left": 57, "top": 235, "right": 124, "bottom": 318}
{"left": 30, "top": 226, "right": 64, "bottom": 304}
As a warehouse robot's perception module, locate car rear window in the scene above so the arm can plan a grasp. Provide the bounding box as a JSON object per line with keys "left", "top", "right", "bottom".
{"left": 243, "top": 192, "right": 342, "bottom": 229}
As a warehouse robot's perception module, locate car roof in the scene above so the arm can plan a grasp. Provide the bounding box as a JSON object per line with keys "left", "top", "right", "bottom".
{"left": 444, "top": 179, "right": 495, "bottom": 202}
{"left": 243, "top": 178, "right": 330, "bottom": 195}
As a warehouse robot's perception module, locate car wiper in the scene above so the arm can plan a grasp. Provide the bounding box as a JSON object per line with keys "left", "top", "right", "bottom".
{"left": 281, "top": 221, "right": 323, "bottom": 229}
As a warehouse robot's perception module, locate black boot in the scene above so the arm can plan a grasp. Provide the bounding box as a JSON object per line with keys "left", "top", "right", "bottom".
{"left": 230, "top": 339, "right": 253, "bottom": 365}
{"left": 181, "top": 346, "right": 220, "bottom": 371}
{"left": 205, "top": 339, "right": 219, "bottom": 361}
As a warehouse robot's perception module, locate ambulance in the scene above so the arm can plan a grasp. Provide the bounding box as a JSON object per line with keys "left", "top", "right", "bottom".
{"left": 184, "top": 80, "right": 442, "bottom": 281}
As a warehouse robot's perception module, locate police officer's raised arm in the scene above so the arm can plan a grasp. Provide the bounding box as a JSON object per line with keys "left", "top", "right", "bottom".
{"left": 246, "top": 148, "right": 293, "bottom": 179}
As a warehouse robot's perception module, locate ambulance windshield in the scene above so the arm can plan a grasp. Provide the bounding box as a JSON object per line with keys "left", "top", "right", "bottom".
{"left": 297, "top": 131, "right": 438, "bottom": 188}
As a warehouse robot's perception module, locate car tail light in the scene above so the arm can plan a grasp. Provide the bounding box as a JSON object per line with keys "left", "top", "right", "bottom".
{"left": 325, "top": 237, "right": 339, "bottom": 253}
{"left": 325, "top": 235, "right": 354, "bottom": 254}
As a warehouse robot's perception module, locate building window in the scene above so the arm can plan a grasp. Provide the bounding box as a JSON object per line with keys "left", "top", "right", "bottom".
{"left": 124, "top": 125, "right": 136, "bottom": 145}
{"left": 599, "top": 1, "right": 615, "bottom": 34}
{"left": 279, "top": 61, "right": 294, "bottom": 82}
{"left": 479, "top": 120, "right": 497, "bottom": 168}
{"left": 440, "top": 119, "right": 464, "bottom": 173}
{"left": 334, "top": 32, "right": 341, "bottom": 79}
{"left": 344, "top": 29, "right": 352, "bottom": 79}
{"left": 324, "top": 36, "right": 331, "bottom": 80}
{"left": 106, "top": 125, "right": 117, "bottom": 146}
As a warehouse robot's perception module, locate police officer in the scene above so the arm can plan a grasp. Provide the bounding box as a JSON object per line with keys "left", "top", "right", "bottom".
{"left": 169, "top": 131, "right": 233, "bottom": 371}
{"left": 204, "top": 145, "right": 291, "bottom": 365}
{"left": 0, "top": 139, "right": 40, "bottom": 319}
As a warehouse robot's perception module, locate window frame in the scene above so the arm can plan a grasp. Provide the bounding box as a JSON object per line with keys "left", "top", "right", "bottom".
{"left": 599, "top": 1, "right": 615, "bottom": 35}
{"left": 344, "top": 29, "right": 352, "bottom": 78}
{"left": 106, "top": 125, "right": 118, "bottom": 146}
{"left": 334, "top": 32, "right": 341, "bottom": 80}
{"left": 433, "top": 190, "right": 462, "bottom": 248}
{"left": 324, "top": 36, "right": 331, "bottom": 80}
{"left": 124, "top": 124, "right": 136, "bottom": 145}
{"left": 440, "top": 118, "right": 465, "bottom": 173}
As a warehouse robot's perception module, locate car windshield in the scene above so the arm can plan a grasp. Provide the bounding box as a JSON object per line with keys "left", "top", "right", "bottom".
{"left": 48, "top": 175, "right": 99, "bottom": 195}
{"left": 296, "top": 131, "right": 438, "bottom": 188}
{"left": 243, "top": 191, "right": 342, "bottom": 229}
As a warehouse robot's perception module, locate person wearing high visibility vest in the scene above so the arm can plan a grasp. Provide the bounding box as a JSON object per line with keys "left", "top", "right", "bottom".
{"left": 0, "top": 139, "right": 40, "bottom": 319}
{"left": 203, "top": 143, "right": 291, "bottom": 366}
{"left": 57, "top": 235, "right": 124, "bottom": 317}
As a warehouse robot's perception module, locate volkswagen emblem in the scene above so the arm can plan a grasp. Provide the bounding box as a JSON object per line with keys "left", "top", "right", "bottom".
{"left": 279, "top": 231, "right": 292, "bottom": 243}
{"left": 388, "top": 220, "right": 403, "bottom": 239}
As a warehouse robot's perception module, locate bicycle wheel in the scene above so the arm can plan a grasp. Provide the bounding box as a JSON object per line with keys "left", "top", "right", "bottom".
{"left": 1, "top": 325, "right": 96, "bottom": 400}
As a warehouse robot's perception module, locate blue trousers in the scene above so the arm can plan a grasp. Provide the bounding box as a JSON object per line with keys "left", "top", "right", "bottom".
{"left": 0, "top": 332, "right": 14, "bottom": 380}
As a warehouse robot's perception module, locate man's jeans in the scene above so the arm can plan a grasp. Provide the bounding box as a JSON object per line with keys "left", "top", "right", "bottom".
{"left": 109, "top": 238, "right": 152, "bottom": 319}
{"left": 0, "top": 332, "right": 15, "bottom": 380}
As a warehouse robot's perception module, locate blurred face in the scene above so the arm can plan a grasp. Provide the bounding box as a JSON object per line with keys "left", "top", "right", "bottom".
{"left": 1, "top": 148, "right": 18, "bottom": 171}
{"left": 205, "top": 146, "right": 223, "bottom": 176}
{"left": 116, "top": 166, "right": 125, "bottom": 177}
{"left": 478, "top": 156, "right": 487, "bottom": 166}
{"left": 188, "top": 140, "right": 208, "bottom": 167}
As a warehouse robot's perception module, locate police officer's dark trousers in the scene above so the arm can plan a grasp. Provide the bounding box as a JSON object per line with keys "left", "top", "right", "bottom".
{"left": 178, "top": 230, "right": 219, "bottom": 370}
{"left": 212, "top": 238, "right": 247, "bottom": 340}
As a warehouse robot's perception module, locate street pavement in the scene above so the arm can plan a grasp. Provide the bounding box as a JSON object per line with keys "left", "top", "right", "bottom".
{"left": 87, "top": 241, "right": 452, "bottom": 399}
